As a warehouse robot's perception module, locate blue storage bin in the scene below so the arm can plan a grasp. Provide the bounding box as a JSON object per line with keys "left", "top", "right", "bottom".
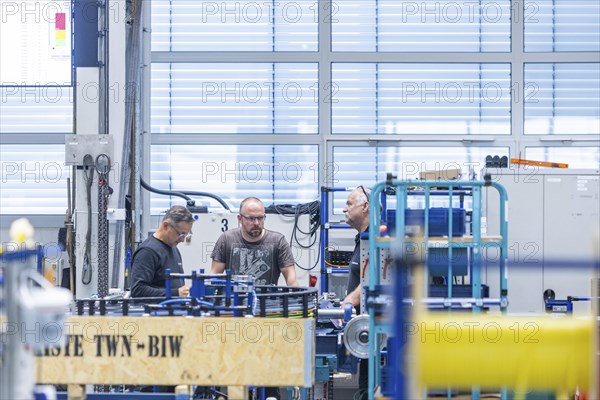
{"left": 386, "top": 208, "right": 467, "bottom": 237}
{"left": 427, "top": 247, "right": 468, "bottom": 276}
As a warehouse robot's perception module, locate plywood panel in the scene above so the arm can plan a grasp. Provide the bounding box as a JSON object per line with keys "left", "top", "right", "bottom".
{"left": 36, "top": 316, "right": 314, "bottom": 387}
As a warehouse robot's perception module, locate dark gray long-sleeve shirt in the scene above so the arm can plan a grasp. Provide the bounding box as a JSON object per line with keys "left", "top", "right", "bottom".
{"left": 130, "top": 235, "right": 185, "bottom": 297}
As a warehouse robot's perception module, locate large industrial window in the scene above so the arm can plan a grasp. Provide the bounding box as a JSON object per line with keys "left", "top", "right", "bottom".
{"left": 151, "top": 0, "right": 319, "bottom": 52}
{"left": 524, "top": 0, "right": 600, "bottom": 52}
{"left": 0, "top": 0, "right": 73, "bottom": 215}
{"left": 0, "top": 87, "right": 73, "bottom": 133}
{"left": 147, "top": 0, "right": 598, "bottom": 215}
{"left": 1, "top": 1, "right": 598, "bottom": 215}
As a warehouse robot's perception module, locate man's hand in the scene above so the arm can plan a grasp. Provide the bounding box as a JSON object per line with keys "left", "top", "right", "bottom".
{"left": 178, "top": 285, "right": 190, "bottom": 297}
{"left": 343, "top": 284, "right": 361, "bottom": 309}
{"left": 336, "top": 301, "right": 355, "bottom": 326}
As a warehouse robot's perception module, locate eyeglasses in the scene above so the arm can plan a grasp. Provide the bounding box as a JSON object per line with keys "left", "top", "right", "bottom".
{"left": 170, "top": 223, "right": 192, "bottom": 239}
{"left": 358, "top": 185, "right": 369, "bottom": 201}
{"left": 239, "top": 214, "right": 266, "bottom": 223}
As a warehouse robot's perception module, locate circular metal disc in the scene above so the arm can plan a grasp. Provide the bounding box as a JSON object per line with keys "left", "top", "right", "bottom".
{"left": 343, "top": 315, "right": 370, "bottom": 359}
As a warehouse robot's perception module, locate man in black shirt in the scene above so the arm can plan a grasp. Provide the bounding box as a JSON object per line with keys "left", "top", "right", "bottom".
{"left": 342, "top": 186, "right": 370, "bottom": 311}
{"left": 131, "top": 205, "right": 195, "bottom": 298}
{"left": 342, "top": 185, "right": 371, "bottom": 400}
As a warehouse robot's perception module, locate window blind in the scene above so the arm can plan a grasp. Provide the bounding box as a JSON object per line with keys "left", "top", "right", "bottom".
{"left": 332, "top": 0, "right": 511, "bottom": 52}
{"left": 525, "top": 147, "right": 600, "bottom": 168}
{"left": 331, "top": 63, "right": 511, "bottom": 135}
{"left": 151, "top": 0, "right": 318, "bottom": 52}
{"left": 150, "top": 144, "right": 319, "bottom": 214}
{"left": 524, "top": 63, "right": 600, "bottom": 135}
{"left": 524, "top": 0, "right": 600, "bottom": 52}
{"left": 0, "top": 87, "right": 73, "bottom": 133}
{"left": 0, "top": 145, "right": 70, "bottom": 214}
{"left": 151, "top": 63, "right": 318, "bottom": 134}
{"left": 331, "top": 145, "right": 509, "bottom": 213}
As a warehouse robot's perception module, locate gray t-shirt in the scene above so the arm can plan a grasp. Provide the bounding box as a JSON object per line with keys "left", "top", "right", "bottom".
{"left": 211, "top": 228, "right": 295, "bottom": 285}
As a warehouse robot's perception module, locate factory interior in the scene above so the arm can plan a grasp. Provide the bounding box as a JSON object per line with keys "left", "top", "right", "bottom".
{"left": 1, "top": 1, "right": 600, "bottom": 399}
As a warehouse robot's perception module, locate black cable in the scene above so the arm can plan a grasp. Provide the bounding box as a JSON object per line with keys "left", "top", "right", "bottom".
{"left": 140, "top": 177, "right": 194, "bottom": 204}
{"left": 265, "top": 201, "right": 321, "bottom": 271}
{"left": 81, "top": 154, "right": 94, "bottom": 285}
{"left": 178, "top": 190, "right": 231, "bottom": 211}
{"left": 140, "top": 177, "right": 231, "bottom": 211}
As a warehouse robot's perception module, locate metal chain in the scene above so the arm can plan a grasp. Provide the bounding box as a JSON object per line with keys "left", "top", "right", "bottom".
{"left": 97, "top": 173, "right": 110, "bottom": 298}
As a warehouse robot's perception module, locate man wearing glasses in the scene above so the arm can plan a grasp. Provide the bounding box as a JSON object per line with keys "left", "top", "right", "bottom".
{"left": 211, "top": 196, "right": 298, "bottom": 287}
{"left": 130, "top": 205, "right": 195, "bottom": 297}
{"left": 211, "top": 197, "right": 297, "bottom": 399}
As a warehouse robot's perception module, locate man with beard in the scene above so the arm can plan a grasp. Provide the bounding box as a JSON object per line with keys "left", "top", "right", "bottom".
{"left": 210, "top": 196, "right": 298, "bottom": 286}
{"left": 210, "top": 196, "right": 298, "bottom": 400}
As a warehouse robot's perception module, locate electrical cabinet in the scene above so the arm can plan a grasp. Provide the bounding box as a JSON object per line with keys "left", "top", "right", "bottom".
{"left": 482, "top": 167, "right": 600, "bottom": 314}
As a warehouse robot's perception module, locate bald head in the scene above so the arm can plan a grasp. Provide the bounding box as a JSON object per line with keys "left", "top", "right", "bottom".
{"left": 238, "top": 197, "right": 266, "bottom": 241}
{"left": 239, "top": 197, "right": 264, "bottom": 213}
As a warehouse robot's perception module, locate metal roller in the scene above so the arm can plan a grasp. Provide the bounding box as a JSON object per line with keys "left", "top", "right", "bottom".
{"left": 343, "top": 315, "right": 370, "bottom": 359}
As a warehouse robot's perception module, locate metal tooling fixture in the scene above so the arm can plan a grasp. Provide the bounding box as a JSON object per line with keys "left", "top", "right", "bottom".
{"left": 1, "top": 246, "right": 72, "bottom": 400}
{"left": 96, "top": 154, "right": 112, "bottom": 298}
{"left": 65, "top": 135, "right": 114, "bottom": 299}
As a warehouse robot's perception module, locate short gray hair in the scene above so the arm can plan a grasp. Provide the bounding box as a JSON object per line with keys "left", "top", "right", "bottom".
{"left": 163, "top": 205, "right": 195, "bottom": 225}
{"left": 355, "top": 186, "right": 371, "bottom": 206}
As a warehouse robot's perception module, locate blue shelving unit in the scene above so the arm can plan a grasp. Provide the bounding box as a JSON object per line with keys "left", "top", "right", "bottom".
{"left": 320, "top": 186, "right": 394, "bottom": 295}
{"left": 319, "top": 186, "right": 353, "bottom": 294}
{"left": 365, "top": 175, "right": 509, "bottom": 400}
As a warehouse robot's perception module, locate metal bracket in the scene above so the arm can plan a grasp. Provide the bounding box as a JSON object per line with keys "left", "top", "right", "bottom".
{"left": 65, "top": 134, "right": 113, "bottom": 166}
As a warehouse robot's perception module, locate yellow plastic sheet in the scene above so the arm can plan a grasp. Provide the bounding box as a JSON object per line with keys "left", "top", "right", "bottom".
{"left": 412, "top": 313, "right": 595, "bottom": 391}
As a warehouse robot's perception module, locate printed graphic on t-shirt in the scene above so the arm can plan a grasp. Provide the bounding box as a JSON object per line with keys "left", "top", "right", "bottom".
{"left": 232, "top": 244, "right": 273, "bottom": 285}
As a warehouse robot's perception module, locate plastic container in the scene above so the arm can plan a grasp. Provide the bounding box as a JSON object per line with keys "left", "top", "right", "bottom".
{"left": 386, "top": 208, "right": 467, "bottom": 237}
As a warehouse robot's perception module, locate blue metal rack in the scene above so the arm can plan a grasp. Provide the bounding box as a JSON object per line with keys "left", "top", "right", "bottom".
{"left": 365, "top": 175, "right": 508, "bottom": 400}
{"left": 319, "top": 186, "right": 358, "bottom": 294}
{"left": 320, "top": 186, "right": 394, "bottom": 295}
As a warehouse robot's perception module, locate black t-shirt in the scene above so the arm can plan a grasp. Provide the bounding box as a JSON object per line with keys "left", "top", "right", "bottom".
{"left": 346, "top": 228, "right": 368, "bottom": 313}
{"left": 130, "top": 235, "right": 185, "bottom": 297}
{"left": 346, "top": 232, "right": 362, "bottom": 296}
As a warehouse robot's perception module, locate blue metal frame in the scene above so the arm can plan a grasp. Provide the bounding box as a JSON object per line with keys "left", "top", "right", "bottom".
{"left": 366, "top": 178, "right": 508, "bottom": 400}
{"left": 320, "top": 186, "right": 390, "bottom": 294}
{"left": 319, "top": 186, "right": 352, "bottom": 294}
{"left": 0, "top": 247, "right": 44, "bottom": 264}
{"left": 57, "top": 393, "right": 179, "bottom": 400}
